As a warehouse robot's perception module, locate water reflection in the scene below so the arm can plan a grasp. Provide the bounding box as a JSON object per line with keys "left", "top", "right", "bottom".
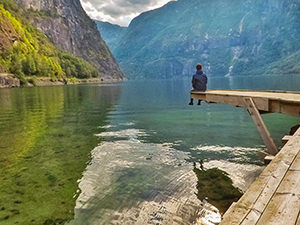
{"left": 0, "top": 84, "right": 120, "bottom": 225}
{"left": 72, "top": 75, "right": 300, "bottom": 224}
{"left": 70, "top": 125, "right": 199, "bottom": 225}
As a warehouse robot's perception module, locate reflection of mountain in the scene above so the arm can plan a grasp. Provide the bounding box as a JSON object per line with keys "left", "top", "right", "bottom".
{"left": 0, "top": 85, "right": 121, "bottom": 224}
{"left": 97, "top": 0, "right": 300, "bottom": 79}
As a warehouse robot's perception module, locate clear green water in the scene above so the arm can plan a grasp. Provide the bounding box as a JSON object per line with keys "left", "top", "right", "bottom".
{"left": 0, "top": 75, "right": 300, "bottom": 224}
{"left": 0, "top": 85, "right": 121, "bottom": 224}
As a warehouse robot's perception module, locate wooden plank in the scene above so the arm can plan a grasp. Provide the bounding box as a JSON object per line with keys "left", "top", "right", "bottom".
{"left": 220, "top": 129, "right": 300, "bottom": 225}
{"left": 206, "top": 94, "right": 245, "bottom": 108}
{"left": 296, "top": 214, "right": 300, "bottom": 225}
{"left": 222, "top": 202, "right": 237, "bottom": 219}
{"left": 252, "top": 98, "right": 269, "bottom": 112}
{"left": 264, "top": 155, "right": 275, "bottom": 165}
{"left": 191, "top": 90, "right": 300, "bottom": 103}
{"left": 190, "top": 90, "right": 300, "bottom": 224}
{"left": 221, "top": 158, "right": 291, "bottom": 224}
{"left": 290, "top": 128, "right": 300, "bottom": 171}
{"left": 220, "top": 177, "right": 267, "bottom": 224}
{"left": 290, "top": 155, "right": 300, "bottom": 171}
{"left": 289, "top": 149, "right": 300, "bottom": 171}
{"left": 257, "top": 194, "right": 300, "bottom": 225}
{"left": 190, "top": 93, "right": 206, "bottom": 101}
{"left": 282, "top": 135, "right": 292, "bottom": 144}
{"left": 279, "top": 102, "right": 300, "bottom": 117}
{"left": 244, "top": 97, "right": 278, "bottom": 155}
{"left": 270, "top": 100, "right": 300, "bottom": 117}
{"left": 192, "top": 93, "right": 269, "bottom": 111}
{"left": 256, "top": 170, "right": 300, "bottom": 225}
{"left": 240, "top": 160, "right": 290, "bottom": 225}
{"left": 191, "top": 90, "right": 300, "bottom": 117}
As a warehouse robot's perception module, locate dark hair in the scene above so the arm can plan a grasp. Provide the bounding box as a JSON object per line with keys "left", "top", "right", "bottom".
{"left": 196, "top": 64, "right": 202, "bottom": 70}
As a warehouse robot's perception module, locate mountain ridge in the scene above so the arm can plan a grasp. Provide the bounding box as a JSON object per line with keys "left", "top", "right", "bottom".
{"left": 94, "top": 20, "right": 127, "bottom": 53}
{"left": 98, "top": 0, "right": 300, "bottom": 79}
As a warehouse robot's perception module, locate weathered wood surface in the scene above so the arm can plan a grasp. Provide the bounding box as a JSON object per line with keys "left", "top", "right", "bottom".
{"left": 191, "top": 90, "right": 300, "bottom": 224}
{"left": 264, "top": 155, "right": 275, "bottom": 165}
{"left": 191, "top": 90, "right": 300, "bottom": 117}
{"left": 244, "top": 97, "right": 278, "bottom": 155}
{"left": 220, "top": 127, "right": 300, "bottom": 225}
{"left": 282, "top": 135, "right": 292, "bottom": 144}
{"left": 296, "top": 215, "right": 300, "bottom": 225}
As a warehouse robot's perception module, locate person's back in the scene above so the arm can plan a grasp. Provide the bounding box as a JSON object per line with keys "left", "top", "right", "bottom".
{"left": 192, "top": 69, "right": 207, "bottom": 92}
{"left": 189, "top": 64, "right": 207, "bottom": 105}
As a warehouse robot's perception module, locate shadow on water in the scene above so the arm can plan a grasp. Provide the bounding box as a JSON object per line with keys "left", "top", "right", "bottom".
{"left": 0, "top": 84, "right": 121, "bottom": 225}
{"left": 193, "top": 164, "right": 242, "bottom": 214}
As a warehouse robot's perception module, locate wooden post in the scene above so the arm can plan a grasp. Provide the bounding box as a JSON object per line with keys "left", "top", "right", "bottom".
{"left": 244, "top": 97, "right": 278, "bottom": 155}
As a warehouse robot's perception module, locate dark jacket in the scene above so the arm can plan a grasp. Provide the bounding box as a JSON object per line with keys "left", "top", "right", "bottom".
{"left": 192, "top": 70, "right": 207, "bottom": 91}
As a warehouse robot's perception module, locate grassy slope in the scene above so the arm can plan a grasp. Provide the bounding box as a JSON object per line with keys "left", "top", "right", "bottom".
{"left": 0, "top": 0, "right": 99, "bottom": 84}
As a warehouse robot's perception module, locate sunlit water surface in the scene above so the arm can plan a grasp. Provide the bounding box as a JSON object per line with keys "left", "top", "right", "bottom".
{"left": 0, "top": 75, "right": 300, "bottom": 225}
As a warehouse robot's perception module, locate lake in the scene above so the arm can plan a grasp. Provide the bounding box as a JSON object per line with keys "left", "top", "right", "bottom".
{"left": 0, "top": 75, "right": 299, "bottom": 225}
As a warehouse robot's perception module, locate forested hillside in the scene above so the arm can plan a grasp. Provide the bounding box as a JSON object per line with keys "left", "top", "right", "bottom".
{"left": 0, "top": 0, "right": 123, "bottom": 85}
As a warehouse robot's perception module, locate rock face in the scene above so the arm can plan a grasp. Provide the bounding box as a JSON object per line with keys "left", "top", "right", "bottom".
{"left": 0, "top": 74, "right": 20, "bottom": 88}
{"left": 0, "top": 12, "right": 19, "bottom": 52}
{"left": 15, "top": 0, "right": 124, "bottom": 80}
{"left": 105, "top": 0, "right": 300, "bottom": 79}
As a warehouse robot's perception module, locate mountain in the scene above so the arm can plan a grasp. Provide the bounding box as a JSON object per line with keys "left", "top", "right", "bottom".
{"left": 15, "top": 0, "right": 124, "bottom": 80}
{"left": 0, "top": 0, "right": 96, "bottom": 83}
{"left": 107, "top": 0, "right": 300, "bottom": 79}
{"left": 0, "top": 0, "right": 124, "bottom": 83}
{"left": 94, "top": 20, "right": 127, "bottom": 52}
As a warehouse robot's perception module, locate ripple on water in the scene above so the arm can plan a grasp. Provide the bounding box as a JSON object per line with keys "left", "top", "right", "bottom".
{"left": 70, "top": 127, "right": 206, "bottom": 224}
{"left": 70, "top": 125, "right": 264, "bottom": 225}
{"left": 192, "top": 145, "right": 264, "bottom": 165}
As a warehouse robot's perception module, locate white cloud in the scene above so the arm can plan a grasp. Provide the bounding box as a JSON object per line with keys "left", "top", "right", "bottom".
{"left": 80, "top": 0, "right": 174, "bottom": 26}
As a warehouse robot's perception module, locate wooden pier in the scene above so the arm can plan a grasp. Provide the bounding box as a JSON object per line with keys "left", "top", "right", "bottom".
{"left": 191, "top": 90, "right": 300, "bottom": 225}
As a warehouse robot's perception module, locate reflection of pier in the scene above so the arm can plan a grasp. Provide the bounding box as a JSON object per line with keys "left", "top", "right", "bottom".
{"left": 191, "top": 90, "right": 300, "bottom": 225}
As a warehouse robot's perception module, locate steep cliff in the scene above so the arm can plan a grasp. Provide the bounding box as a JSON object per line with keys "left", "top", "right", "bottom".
{"left": 0, "top": 0, "right": 102, "bottom": 83}
{"left": 15, "top": 0, "right": 124, "bottom": 80}
{"left": 109, "top": 0, "right": 300, "bottom": 79}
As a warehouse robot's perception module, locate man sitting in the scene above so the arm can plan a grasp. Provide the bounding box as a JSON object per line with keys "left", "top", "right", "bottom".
{"left": 189, "top": 64, "right": 207, "bottom": 105}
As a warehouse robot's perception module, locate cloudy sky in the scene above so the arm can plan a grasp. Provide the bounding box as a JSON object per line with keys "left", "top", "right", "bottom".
{"left": 80, "top": 0, "right": 174, "bottom": 26}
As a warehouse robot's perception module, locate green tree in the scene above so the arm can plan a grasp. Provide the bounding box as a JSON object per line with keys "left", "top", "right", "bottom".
{"left": 22, "top": 54, "right": 37, "bottom": 75}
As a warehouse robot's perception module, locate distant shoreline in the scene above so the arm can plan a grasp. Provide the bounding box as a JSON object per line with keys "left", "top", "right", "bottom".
{"left": 0, "top": 73, "right": 124, "bottom": 89}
